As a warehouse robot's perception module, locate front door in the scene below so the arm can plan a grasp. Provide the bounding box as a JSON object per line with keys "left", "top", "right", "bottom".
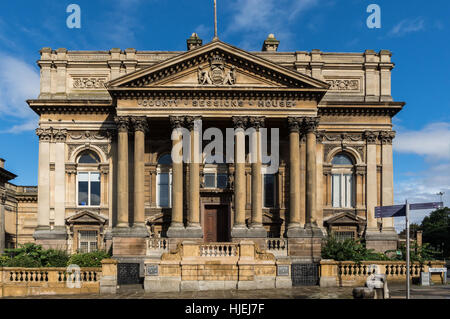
{"left": 204, "top": 205, "right": 229, "bottom": 243}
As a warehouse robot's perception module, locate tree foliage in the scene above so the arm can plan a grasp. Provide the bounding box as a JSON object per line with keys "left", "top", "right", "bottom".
{"left": 420, "top": 207, "right": 449, "bottom": 258}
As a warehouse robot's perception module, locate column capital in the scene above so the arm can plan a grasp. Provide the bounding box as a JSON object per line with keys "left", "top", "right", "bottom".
{"left": 1, "top": 192, "right": 6, "bottom": 204}
{"left": 185, "top": 116, "right": 202, "bottom": 131}
{"left": 379, "top": 130, "right": 396, "bottom": 145}
{"left": 315, "top": 130, "right": 326, "bottom": 144}
{"left": 114, "top": 116, "right": 130, "bottom": 133}
{"left": 130, "top": 116, "right": 148, "bottom": 133}
{"left": 232, "top": 116, "right": 248, "bottom": 129}
{"left": 302, "top": 116, "right": 320, "bottom": 134}
{"left": 53, "top": 129, "right": 68, "bottom": 142}
{"left": 364, "top": 130, "right": 378, "bottom": 144}
{"left": 169, "top": 115, "right": 185, "bottom": 130}
{"left": 287, "top": 117, "right": 302, "bottom": 133}
{"left": 36, "top": 127, "right": 53, "bottom": 141}
{"left": 247, "top": 116, "right": 265, "bottom": 130}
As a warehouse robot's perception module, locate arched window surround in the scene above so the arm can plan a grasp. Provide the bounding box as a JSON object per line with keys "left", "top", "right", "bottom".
{"left": 330, "top": 152, "right": 356, "bottom": 209}
{"left": 76, "top": 150, "right": 102, "bottom": 208}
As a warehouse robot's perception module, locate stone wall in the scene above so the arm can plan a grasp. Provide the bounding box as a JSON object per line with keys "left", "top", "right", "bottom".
{"left": 144, "top": 240, "right": 292, "bottom": 292}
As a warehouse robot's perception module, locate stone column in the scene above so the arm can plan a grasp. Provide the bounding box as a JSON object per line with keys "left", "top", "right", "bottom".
{"left": 231, "top": 116, "right": 248, "bottom": 237}
{"left": 114, "top": 117, "right": 130, "bottom": 228}
{"left": 185, "top": 116, "right": 202, "bottom": 237}
{"left": 380, "top": 131, "right": 396, "bottom": 232}
{"left": 247, "top": 116, "right": 266, "bottom": 237}
{"left": 304, "top": 117, "right": 320, "bottom": 229}
{"left": 364, "top": 131, "right": 378, "bottom": 231}
{"left": 286, "top": 117, "right": 302, "bottom": 237}
{"left": 167, "top": 116, "right": 185, "bottom": 237}
{"left": 53, "top": 129, "right": 67, "bottom": 233}
{"left": 34, "top": 128, "right": 52, "bottom": 237}
{"left": 131, "top": 117, "right": 149, "bottom": 236}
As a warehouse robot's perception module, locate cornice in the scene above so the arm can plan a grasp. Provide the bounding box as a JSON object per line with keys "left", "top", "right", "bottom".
{"left": 27, "top": 99, "right": 114, "bottom": 115}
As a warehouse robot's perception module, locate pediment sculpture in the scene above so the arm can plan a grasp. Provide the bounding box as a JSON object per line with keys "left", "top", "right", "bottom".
{"left": 198, "top": 54, "right": 236, "bottom": 86}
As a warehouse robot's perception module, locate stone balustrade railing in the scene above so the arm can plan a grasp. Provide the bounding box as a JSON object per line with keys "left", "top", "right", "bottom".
{"left": 199, "top": 243, "right": 238, "bottom": 257}
{"left": 0, "top": 266, "right": 102, "bottom": 297}
{"left": 265, "top": 239, "right": 288, "bottom": 256}
{"left": 320, "top": 260, "right": 447, "bottom": 287}
{"left": 148, "top": 238, "right": 169, "bottom": 251}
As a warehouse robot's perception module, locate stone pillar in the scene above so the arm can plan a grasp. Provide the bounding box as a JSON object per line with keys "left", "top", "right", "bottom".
{"left": 380, "top": 131, "right": 396, "bottom": 232}
{"left": 247, "top": 116, "right": 266, "bottom": 238}
{"left": 304, "top": 117, "right": 320, "bottom": 229}
{"left": 53, "top": 129, "right": 67, "bottom": 233}
{"left": 55, "top": 48, "right": 67, "bottom": 96}
{"left": 131, "top": 117, "right": 149, "bottom": 236}
{"left": 286, "top": 117, "right": 302, "bottom": 237}
{"left": 231, "top": 116, "right": 248, "bottom": 237}
{"left": 34, "top": 128, "right": 52, "bottom": 238}
{"left": 114, "top": 117, "right": 130, "bottom": 228}
{"left": 185, "top": 116, "right": 202, "bottom": 238}
{"left": 364, "top": 131, "right": 398, "bottom": 252}
{"left": 167, "top": 116, "right": 185, "bottom": 237}
{"left": 364, "top": 131, "right": 378, "bottom": 231}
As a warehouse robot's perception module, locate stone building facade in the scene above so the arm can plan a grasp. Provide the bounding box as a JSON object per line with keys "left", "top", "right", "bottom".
{"left": 26, "top": 34, "right": 404, "bottom": 267}
{"left": 0, "top": 159, "right": 38, "bottom": 252}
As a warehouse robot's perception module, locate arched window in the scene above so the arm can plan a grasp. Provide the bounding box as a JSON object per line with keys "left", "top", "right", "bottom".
{"left": 331, "top": 153, "right": 355, "bottom": 208}
{"left": 157, "top": 154, "right": 172, "bottom": 208}
{"left": 77, "top": 150, "right": 101, "bottom": 207}
{"left": 203, "top": 154, "right": 228, "bottom": 189}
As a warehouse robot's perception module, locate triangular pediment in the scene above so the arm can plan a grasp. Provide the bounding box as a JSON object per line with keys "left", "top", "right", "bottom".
{"left": 66, "top": 210, "right": 108, "bottom": 225}
{"left": 106, "top": 40, "right": 329, "bottom": 91}
{"left": 325, "top": 212, "right": 365, "bottom": 225}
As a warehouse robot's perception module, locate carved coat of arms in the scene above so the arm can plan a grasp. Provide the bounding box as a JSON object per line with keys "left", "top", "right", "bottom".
{"left": 198, "top": 55, "right": 236, "bottom": 86}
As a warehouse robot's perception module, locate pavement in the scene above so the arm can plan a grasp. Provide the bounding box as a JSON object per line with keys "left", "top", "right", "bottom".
{"left": 3, "top": 283, "right": 449, "bottom": 299}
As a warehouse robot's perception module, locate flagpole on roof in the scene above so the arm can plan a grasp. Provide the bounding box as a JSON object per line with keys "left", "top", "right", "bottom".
{"left": 213, "top": 0, "right": 219, "bottom": 41}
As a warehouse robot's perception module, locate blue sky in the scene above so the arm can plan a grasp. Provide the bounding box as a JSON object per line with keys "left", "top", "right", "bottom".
{"left": 0, "top": 0, "right": 449, "bottom": 230}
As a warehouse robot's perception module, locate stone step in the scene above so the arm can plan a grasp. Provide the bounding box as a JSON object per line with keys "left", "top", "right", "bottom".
{"left": 117, "top": 284, "right": 145, "bottom": 293}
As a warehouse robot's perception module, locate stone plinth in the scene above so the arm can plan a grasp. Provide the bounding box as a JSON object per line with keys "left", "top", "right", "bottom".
{"left": 365, "top": 230, "right": 398, "bottom": 253}
{"left": 143, "top": 240, "right": 291, "bottom": 293}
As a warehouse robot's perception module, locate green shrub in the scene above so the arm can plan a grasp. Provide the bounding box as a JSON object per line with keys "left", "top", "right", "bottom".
{"left": 321, "top": 235, "right": 390, "bottom": 262}
{"left": 3, "top": 243, "right": 69, "bottom": 268}
{"left": 67, "top": 251, "right": 110, "bottom": 268}
{"left": 4, "top": 255, "right": 41, "bottom": 268}
{"left": 0, "top": 255, "right": 10, "bottom": 266}
{"left": 44, "top": 249, "right": 70, "bottom": 267}
{"left": 386, "top": 242, "right": 441, "bottom": 264}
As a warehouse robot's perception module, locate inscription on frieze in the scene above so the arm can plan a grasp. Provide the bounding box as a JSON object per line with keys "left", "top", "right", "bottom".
{"left": 137, "top": 99, "right": 297, "bottom": 108}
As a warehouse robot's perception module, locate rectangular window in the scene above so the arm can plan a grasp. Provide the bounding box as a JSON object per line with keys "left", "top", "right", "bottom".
{"left": 334, "top": 231, "right": 355, "bottom": 242}
{"left": 217, "top": 173, "right": 228, "bottom": 189}
{"left": 78, "top": 172, "right": 101, "bottom": 207}
{"left": 157, "top": 172, "right": 171, "bottom": 208}
{"left": 204, "top": 173, "right": 216, "bottom": 188}
{"left": 263, "top": 174, "right": 275, "bottom": 208}
{"left": 332, "top": 174, "right": 341, "bottom": 208}
{"left": 78, "top": 230, "right": 98, "bottom": 253}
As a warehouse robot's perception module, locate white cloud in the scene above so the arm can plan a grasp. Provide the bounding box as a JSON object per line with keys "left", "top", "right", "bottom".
{"left": 225, "top": 0, "right": 319, "bottom": 49}
{"left": 0, "top": 53, "right": 39, "bottom": 133}
{"left": 393, "top": 122, "right": 450, "bottom": 160}
{"left": 393, "top": 122, "right": 450, "bottom": 231}
{"left": 388, "top": 17, "right": 425, "bottom": 37}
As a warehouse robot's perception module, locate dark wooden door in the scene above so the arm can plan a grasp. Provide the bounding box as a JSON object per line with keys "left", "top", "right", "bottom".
{"left": 204, "top": 205, "right": 229, "bottom": 243}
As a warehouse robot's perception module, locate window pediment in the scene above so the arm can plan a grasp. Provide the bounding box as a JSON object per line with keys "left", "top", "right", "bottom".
{"left": 66, "top": 210, "right": 108, "bottom": 225}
